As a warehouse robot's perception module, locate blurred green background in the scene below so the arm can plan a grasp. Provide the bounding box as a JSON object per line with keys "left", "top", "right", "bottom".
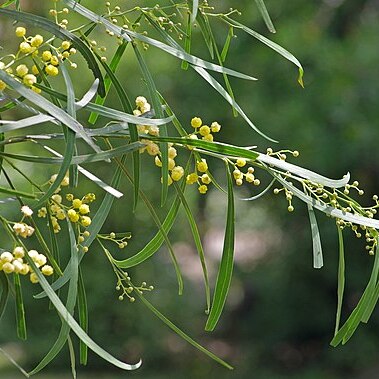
{"left": 1, "top": 0, "right": 379, "bottom": 378}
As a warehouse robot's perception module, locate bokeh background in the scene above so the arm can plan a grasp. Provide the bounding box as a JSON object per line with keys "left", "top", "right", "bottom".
{"left": 1, "top": 0, "right": 379, "bottom": 378}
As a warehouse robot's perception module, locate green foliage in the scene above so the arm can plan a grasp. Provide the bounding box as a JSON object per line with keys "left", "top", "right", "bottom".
{"left": 0, "top": 0, "right": 378, "bottom": 377}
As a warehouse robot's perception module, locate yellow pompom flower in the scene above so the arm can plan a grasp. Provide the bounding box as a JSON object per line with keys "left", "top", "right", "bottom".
{"left": 199, "top": 125, "right": 210, "bottom": 136}
{"left": 72, "top": 198, "right": 82, "bottom": 209}
{"left": 197, "top": 159, "right": 208, "bottom": 173}
{"left": 61, "top": 41, "right": 71, "bottom": 50}
{"left": 15, "top": 27, "right": 26, "bottom": 37}
{"left": 211, "top": 122, "right": 221, "bottom": 133}
{"left": 23, "top": 74, "right": 37, "bottom": 86}
{"left": 67, "top": 209, "right": 79, "bottom": 223}
{"left": 191, "top": 117, "right": 202, "bottom": 128}
{"left": 171, "top": 166, "right": 184, "bottom": 181}
{"left": 236, "top": 158, "right": 246, "bottom": 167}
{"left": 42, "top": 265, "right": 54, "bottom": 276}
{"left": 31, "top": 34, "right": 44, "bottom": 47}
{"left": 45, "top": 64, "right": 59, "bottom": 76}
{"left": 19, "top": 41, "right": 32, "bottom": 54}
{"left": 186, "top": 173, "right": 198, "bottom": 184}
{"left": 198, "top": 185, "right": 208, "bottom": 194}
{"left": 16, "top": 64, "right": 28, "bottom": 77}
{"left": 81, "top": 216, "right": 92, "bottom": 227}
{"left": 42, "top": 50, "right": 52, "bottom": 61}
{"left": 79, "top": 204, "right": 90, "bottom": 215}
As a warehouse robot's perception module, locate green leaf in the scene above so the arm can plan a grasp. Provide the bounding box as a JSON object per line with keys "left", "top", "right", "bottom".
{"left": 221, "top": 27, "right": 234, "bottom": 62}
{"left": 24, "top": 242, "right": 142, "bottom": 370}
{"left": 192, "top": 66, "right": 276, "bottom": 142}
{"left": 224, "top": 16, "right": 304, "bottom": 86}
{"left": 88, "top": 42, "right": 128, "bottom": 124}
{"left": 0, "top": 347, "right": 29, "bottom": 378}
{"left": 334, "top": 226, "right": 345, "bottom": 336}
{"left": 29, "top": 221, "right": 79, "bottom": 375}
{"left": 191, "top": 0, "right": 199, "bottom": 23}
{"left": 173, "top": 182, "right": 211, "bottom": 313}
{"left": 63, "top": 0, "right": 256, "bottom": 81}
{"left": 133, "top": 45, "right": 169, "bottom": 206}
{"left": 135, "top": 286, "right": 233, "bottom": 370}
{"left": 307, "top": 204, "right": 323, "bottom": 269}
{"left": 14, "top": 274, "right": 27, "bottom": 340}
{"left": 147, "top": 135, "right": 260, "bottom": 161}
{"left": 0, "top": 9, "right": 105, "bottom": 95}
{"left": 205, "top": 161, "right": 235, "bottom": 331}
{"left": 259, "top": 154, "right": 350, "bottom": 188}
{"left": 78, "top": 268, "right": 88, "bottom": 365}
{"left": 254, "top": 0, "right": 276, "bottom": 33}
{"left": 0, "top": 272, "right": 9, "bottom": 321}
{"left": 273, "top": 174, "right": 379, "bottom": 230}
{"left": 0, "top": 185, "right": 37, "bottom": 199}
{"left": 331, "top": 242, "right": 379, "bottom": 346}
{"left": 0, "top": 70, "right": 100, "bottom": 153}
{"left": 34, "top": 159, "right": 125, "bottom": 299}
{"left": 0, "top": 141, "right": 143, "bottom": 165}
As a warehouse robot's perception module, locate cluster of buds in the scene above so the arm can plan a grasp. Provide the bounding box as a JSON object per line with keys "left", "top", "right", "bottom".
{"left": 266, "top": 147, "right": 299, "bottom": 161}
{"left": 273, "top": 187, "right": 295, "bottom": 212}
{"left": 0, "top": 247, "right": 53, "bottom": 284}
{"left": 12, "top": 205, "right": 35, "bottom": 238}
{"left": 190, "top": 117, "right": 221, "bottom": 143}
{"left": 98, "top": 232, "right": 131, "bottom": 249}
{"left": 134, "top": 96, "right": 159, "bottom": 136}
{"left": 115, "top": 270, "right": 154, "bottom": 303}
{"left": 186, "top": 158, "right": 211, "bottom": 194}
{"left": 231, "top": 158, "right": 261, "bottom": 187}
{"left": 49, "top": 0, "right": 70, "bottom": 29}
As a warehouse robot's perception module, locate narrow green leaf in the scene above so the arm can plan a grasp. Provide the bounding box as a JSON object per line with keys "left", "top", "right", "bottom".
{"left": 63, "top": 0, "right": 256, "bottom": 81}
{"left": 191, "top": 0, "right": 199, "bottom": 23}
{"left": 135, "top": 288, "right": 233, "bottom": 370}
{"left": 331, "top": 243, "right": 379, "bottom": 346}
{"left": 109, "top": 155, "right": 184, "bottom": 295}
{"left": 192, "top": 66, "right": 276, "bottom": 142}
{"left": 133, "top": 45, "right": 168, "bottom": 206}
{"left": 67, "top": 335, "right": 77, "bottom": 379}
{"left": 147, "top": 135, "right": 259, "bottom": 161}
{"left": 88, "top": 42, "right": 128, "bottom": 124}
{"left": 181, "top": 13, "right": 192, "bottom": 70}
{"left": 0, "top": 141, "right": 143, "bottom": 165}
{"left": 0, "top": 185, "right": 37, "bottom": 199}
{"left": 0, "top": 70, "right": 100, "bottom": 153}
{"left": 307, "top": 204, "right": 323, "bottom": 269}
{"left": 14, "top": 274, "right": 27, "bottom": 340}
{"left": 273, "top": 174, "right": 379, "bottom": 230}
{"left": 78, "top": 268, "right": 88, "bottom": 365}
{"left": 0, "top": 9, "right": 105, "bottom": 95}
{"left": 34, "top": 159, "right": 125, "bottom": 299}
{"left": 0, "top": 272, "right": 9, "bottom": 321}
{"left": 173, "top": 182, "right": 211, "bottom": 312}
{"left": 25, "top": 248, "right": 142, "bottom": 370}
{"left": 195, "top": 9, "right": 214, "bottom": 59}
{"left": 224, "top": 16, "right": 304, "bottom": 86}
{"left": 221, "top": 27, "right": 234, "bottom": 62}
{"left": 29, "top": 221, "right": 79, "bottom": 375}
{"left": 334, "top": 226, "right": 345, "bottom": 336}
{"left": 205, "top": 162, "right": 235, "bottom": 331}
{"left": 0, "top": 347, "right": 29, "bottom": 378}
{"left": 254, "top": 0, "right": 276, "bottom": 33}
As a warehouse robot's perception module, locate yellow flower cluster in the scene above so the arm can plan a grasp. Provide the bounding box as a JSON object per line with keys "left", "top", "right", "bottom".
{"left": 0, "top": 26, "right": 77, "bottom": 93}
{"left": 12, "top": 205, "right": 35, "bottom": 238}
{"left": 134, "top": 96, "right": 159, "bottom": 136}
{"left": 0, "top": 247, "right": 53, "bottom": 284}
{"left": 190, "top": 117, "right": 221, "bottom": 142}
{"left": 38, "top": 174, "right": 95, "bottom": 233}
{"left": 231, "top": 158, "right": 261, "bottom": 187}
{"left": 186, "top": 158, "right": 212, "bottom": 194}
{"left": 153, "top": 143, "right": 185, "bottom": 185}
